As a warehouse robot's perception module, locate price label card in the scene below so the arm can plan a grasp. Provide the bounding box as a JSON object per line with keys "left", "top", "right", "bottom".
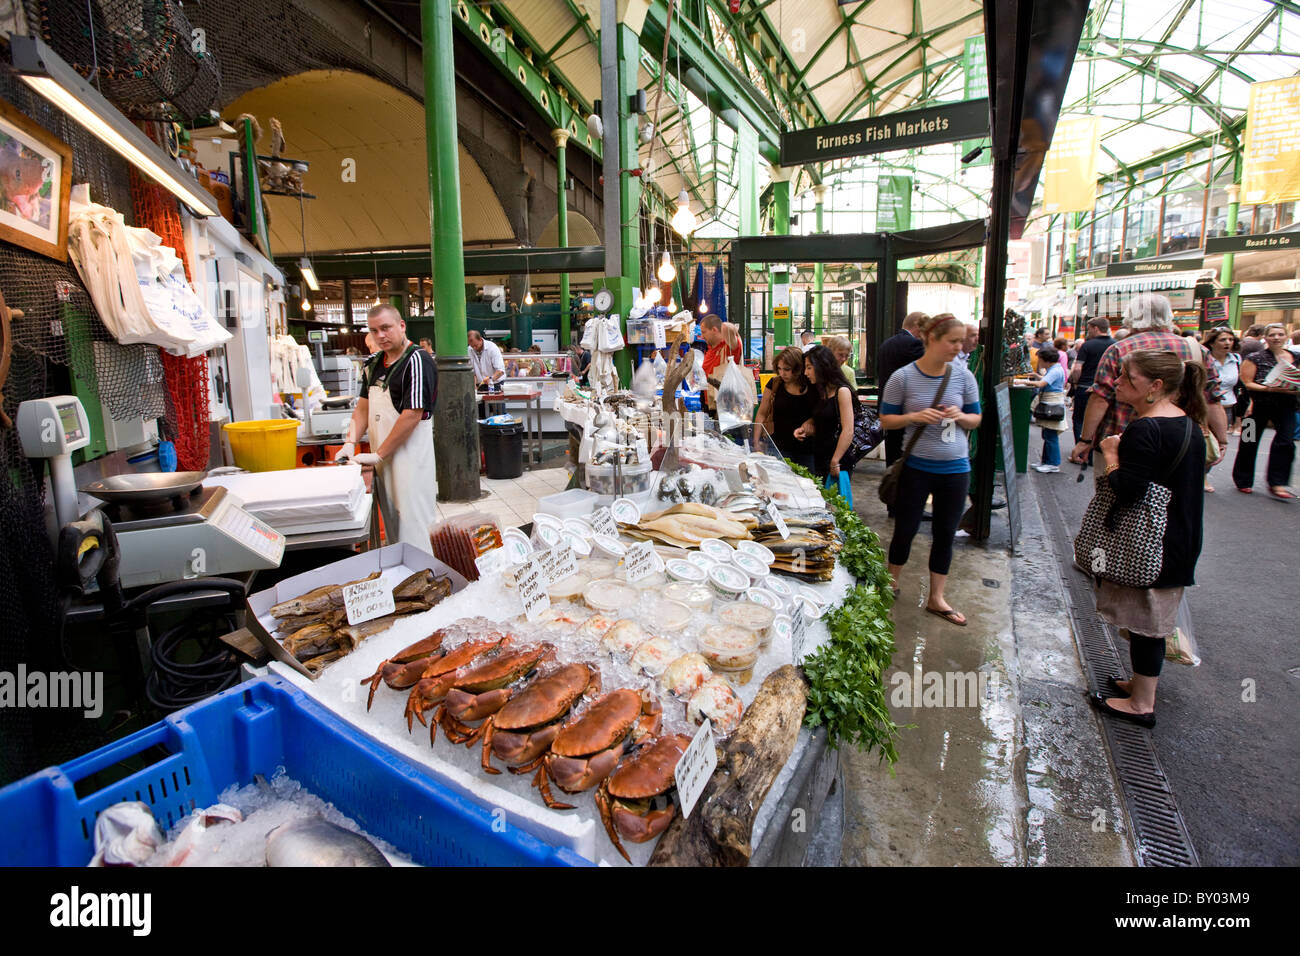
{"left": 652, "top": 320, "right": 667, "bottom": 349}
{"left": 475, "top": 546, "right": 507, "bottom": 580}
{"left": 675, "top": 719, "right": 718, "bottom": 819}
{"left": 589, "top": 506, "right": 618, "bottom": 537}
{"left": 790, "top": 602, "right": 810, "bottom": 664}
{"left": 623, "top": 540, "right": 661, "bottom": 582}
{"left": 767, "top": 502, "right": 790, "bottom": 540}
{"left": 343, "top": 577, "right": 396, "bottom": 626}
{"left": 543, "top": 545, "right": 579, "bottom": 585}
{"left": 516, "top": 555, "right": 552, "bottom": 622}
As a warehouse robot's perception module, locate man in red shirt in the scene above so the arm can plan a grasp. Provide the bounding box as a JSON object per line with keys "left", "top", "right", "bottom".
{"left": 700, "top": 314, "right": 744, "bottom": 414}
{"left": 1069, "top": 293, "right": 1227, "bottom": 465}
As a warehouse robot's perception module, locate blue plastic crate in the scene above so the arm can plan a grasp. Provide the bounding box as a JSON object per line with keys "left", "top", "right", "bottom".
{"left": 0, "top": 677, "right": 589, "bottom": 867}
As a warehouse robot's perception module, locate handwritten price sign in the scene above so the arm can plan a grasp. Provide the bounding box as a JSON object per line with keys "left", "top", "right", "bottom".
{"left": 790, "top": 601, "right": 810, "bottom": 665}
{"left": 517, "top": 555, "right": 552, "bottom": 622}
{"left": 766, "top": 502, "right": 789, "bottom": 540}
{"left": 623, "top": 540, "right": 662, "bottom": 583}
{"left": 343, "top": 577, "right": 396, "bottom": 626}
{"left": 675, "top": 719, "right": 718, "bottom": 819}
{"left": 589, "top": 506, "right": 618, "bottom": 537}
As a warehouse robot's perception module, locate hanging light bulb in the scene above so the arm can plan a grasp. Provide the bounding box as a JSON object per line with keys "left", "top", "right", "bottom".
{"left": 657, "top": 251, "right": 676, "bottom": 282}
{"left": 671, "top": 189, "right": 696, "bottom": 236}
{"left": 301, "top": 298, "right": 312, "bottom": 312}
{"left": 524, "top": 289, "right": 534, "bottom": 305}
{"left": 699, "top": 299, "right": 709, "bottom": 315}
{"left": 647, "top": 285, "right": 662, "bottom": 305}
{"left": 667, "top": 297, "right": 676, "bottom": 311}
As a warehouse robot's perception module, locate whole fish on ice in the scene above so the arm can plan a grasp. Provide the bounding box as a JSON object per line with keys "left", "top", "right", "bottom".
{"left": 265, "top": 817, "right": 391, "bottom": 867}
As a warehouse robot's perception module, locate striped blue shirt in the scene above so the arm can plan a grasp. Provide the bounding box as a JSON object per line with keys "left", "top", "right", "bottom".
{"left": 880, "top": 361, "right": 981, "bottom": 474}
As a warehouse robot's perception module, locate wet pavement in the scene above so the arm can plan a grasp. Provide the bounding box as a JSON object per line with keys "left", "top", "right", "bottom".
{"left": 837, "top": 459, "right": 1132, "bottom": 866}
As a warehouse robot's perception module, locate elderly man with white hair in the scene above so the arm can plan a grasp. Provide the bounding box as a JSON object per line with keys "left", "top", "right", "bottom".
{"left": 1069, "top": 293, "right": 1227, "bottom": 465}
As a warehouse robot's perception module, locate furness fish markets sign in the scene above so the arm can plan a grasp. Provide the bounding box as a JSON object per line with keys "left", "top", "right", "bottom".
{"left": 780, "top": 99, "right": 989, "bottom": 166}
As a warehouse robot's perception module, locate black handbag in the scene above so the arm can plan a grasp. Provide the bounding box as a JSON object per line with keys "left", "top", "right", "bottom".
{"left": 841, "top": 404, "right": 884, "bottom": 469}
{"left": 1072, "top": 420, "right": 1194, "bottom": 588}
{"left": 1032, "top": 401, "right": 1066, "bottom": 421}
{"left": 878, "top": 367, "right": 952, "bottom": 508}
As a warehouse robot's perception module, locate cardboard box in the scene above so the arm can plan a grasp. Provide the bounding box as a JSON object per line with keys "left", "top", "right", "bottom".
{"left": 246, "top": 543, "right": 469, "bottom": 679}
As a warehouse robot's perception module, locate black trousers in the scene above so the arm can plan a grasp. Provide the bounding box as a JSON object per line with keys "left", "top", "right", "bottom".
{"left": 887, "top": 466, "right": 967, "bottom": 575}
{"left": 1129, "top": 633, "right": 1165, "bottom": 679}
{"left": 884, "top": 428, "right": 905, "bottom": 468}
{"left": 1072, "top": 387, "right": 1091, "bottom": 444}
{"left": 1231, "top": 393, "right": 1297, "bottom": 489}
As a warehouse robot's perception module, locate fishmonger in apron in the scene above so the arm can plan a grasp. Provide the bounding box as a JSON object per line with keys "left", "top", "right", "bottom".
{"left": 368, "top": 345, "right": 438, "bottom": 550}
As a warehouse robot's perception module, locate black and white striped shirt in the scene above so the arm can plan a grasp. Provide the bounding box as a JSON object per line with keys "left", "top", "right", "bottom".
{"left": 361, "top": 344, "right": 437, "bottom": 419}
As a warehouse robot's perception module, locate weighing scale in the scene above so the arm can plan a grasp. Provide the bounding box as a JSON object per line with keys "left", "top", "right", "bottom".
{"left": 17, "top": 396, "right": 287, "bottom": 588}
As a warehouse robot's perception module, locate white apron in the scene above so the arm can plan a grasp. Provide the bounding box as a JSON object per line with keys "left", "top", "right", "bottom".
{"left": 369, "top": 349, "right": 438, "bottom": 551}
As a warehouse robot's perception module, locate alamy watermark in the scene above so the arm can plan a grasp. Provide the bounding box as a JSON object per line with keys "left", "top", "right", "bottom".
{"left": 890, "top": 665, "right": 997, "bottom": 708}
{"left": 0, "top": 665, "right": 103, "bottom": 718}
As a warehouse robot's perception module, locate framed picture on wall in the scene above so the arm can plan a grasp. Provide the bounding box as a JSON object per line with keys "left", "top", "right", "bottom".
{"left": 0, "top": 99, "right": 73, "bottom": 261}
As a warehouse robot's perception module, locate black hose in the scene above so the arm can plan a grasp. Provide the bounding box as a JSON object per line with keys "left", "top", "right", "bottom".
{"left": 144, "top": 612, "right": 243, "bottom": 712}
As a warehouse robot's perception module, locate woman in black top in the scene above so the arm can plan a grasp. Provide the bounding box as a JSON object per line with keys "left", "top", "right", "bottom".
{"left": 794, "top": 345, "right": 857, "bottom": 482}
{"left": 756, "top": 346, "right": 817, "bottom": 470}
{"left": 1090, "top": 349, "right": 1206, "bottom": 728}
{"left": 1231, "top": 323, "right": 1297, "bottom": 499}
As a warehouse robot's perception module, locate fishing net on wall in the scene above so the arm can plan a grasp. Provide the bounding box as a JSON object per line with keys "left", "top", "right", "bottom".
{"left": 22, "top": 0, "right": 221, "bottom": 122}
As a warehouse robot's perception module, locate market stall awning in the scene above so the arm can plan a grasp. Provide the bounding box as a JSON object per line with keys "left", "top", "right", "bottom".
{"left": 1079, "top": 271, "right": 1211, "bottom": 295}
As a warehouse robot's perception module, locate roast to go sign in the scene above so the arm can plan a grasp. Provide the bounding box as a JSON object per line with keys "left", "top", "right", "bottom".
{"left": 1205, "top": 231, "right": 1300, "bottom": 254}
{"left": 780, "top": 99, "right": 989, "bottom": 166}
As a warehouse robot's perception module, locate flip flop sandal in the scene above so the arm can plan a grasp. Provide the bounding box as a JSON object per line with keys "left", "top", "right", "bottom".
{"left": 925, "top": 605, "right": 967, "bottom": 627}
{"left": 1236, "top": 487, "right": 1253, "bottom": 494}
{"left": 1270, "top": 489, "right": 1297, "bottom": 501}
{"left": 1204, "top": 483, "right": 1215, "bottom": 493}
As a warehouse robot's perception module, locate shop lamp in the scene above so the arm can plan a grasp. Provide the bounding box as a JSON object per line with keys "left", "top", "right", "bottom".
{"left": 646, "top": 285, "right": 661, "bottom": 305}
{"left": 667, "top": 297, "right": 676, "bottom": 311}
{"left": 299, "top": 257, "right": 320, "bottom": 292}
{"left": 524, "top": 290, "right": 534, "bottom": 305}
{"left": 657, "top": 251, "right": 676, "bottom": 282}
{"left": 671, "top": 189, "right": 696, "bottom": 236}
{"left": 9, "top": 35, "right": 220, "bottom": 218}
{"left": 301, "top": 298, "right": 312, "bottom": 312}
{"left": 698, "top": 299, "right": 709, "bottom": 315}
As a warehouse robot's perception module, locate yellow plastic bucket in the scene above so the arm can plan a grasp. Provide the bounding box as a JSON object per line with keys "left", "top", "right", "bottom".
{"left": 223, "top": 420, "right": 300, "bottom": 472}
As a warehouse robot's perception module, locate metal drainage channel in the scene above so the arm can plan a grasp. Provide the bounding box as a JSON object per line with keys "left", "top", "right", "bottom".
{"left": 1039, "top": 485, "right": 1199, "bottom": 867}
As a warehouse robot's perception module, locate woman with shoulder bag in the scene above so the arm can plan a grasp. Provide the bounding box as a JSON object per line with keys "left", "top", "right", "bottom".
{"left": 1024, "top": 345, "right": 1069, "bottom": 473}
{"left": 877, "top": 314, "right": 982, "bottom": 625}
{"left": 1088, "top": 350, "right": 1207, "bottom": 728}
{"left": 793, "top": 345, "right": 857, "bottom": 484}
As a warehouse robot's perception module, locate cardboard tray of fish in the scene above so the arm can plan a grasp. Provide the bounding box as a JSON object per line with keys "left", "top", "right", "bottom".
{"left": 246, "top": 543, "right": 467, "bottom": 679}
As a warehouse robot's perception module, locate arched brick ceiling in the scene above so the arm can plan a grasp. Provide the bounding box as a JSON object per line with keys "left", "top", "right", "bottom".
{"left": 224, "top": 70, "right": 513, "bottom": 254}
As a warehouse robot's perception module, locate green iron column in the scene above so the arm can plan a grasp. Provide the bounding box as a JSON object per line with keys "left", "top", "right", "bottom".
{"left": 422, "top": 0, "right": 479, "bottom": 500}
{"left": 813, "top": 184, "right": 826, "bottom": 334}
{"left": 770, "top": 166, "right": 792, "bottom": 351}
{"left": 553, "top": 128, "right": 572, "bottom": 348}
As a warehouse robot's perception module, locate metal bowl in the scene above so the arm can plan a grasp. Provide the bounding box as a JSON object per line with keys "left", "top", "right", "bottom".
{"left": 81, "top": 471, "right": 209, "bottom": 505}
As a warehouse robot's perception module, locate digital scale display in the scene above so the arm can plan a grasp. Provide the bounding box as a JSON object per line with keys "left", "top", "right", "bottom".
{"left": 308, "top": 330, "right": 327, "bottom": 343}
{"left": 57, "top": 402, "right": 84, "bottom": 443}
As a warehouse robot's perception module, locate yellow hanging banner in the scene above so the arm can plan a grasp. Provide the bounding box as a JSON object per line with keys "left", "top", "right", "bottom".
{"left": 1242, "top": 76, "right": 1300, "bottom": 205}
{"left": 1042, "top": 117, "right": 1100, "bottom": 214}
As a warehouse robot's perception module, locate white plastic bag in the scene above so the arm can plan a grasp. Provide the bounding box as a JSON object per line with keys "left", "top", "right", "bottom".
{"left": 687, "top": 349, "right": 708, "bottom": 391}
{"left": 1167, "top": 595, "right": 1201, "bottom": 666}
{"left": 652, "top": 351, "right": 667, "bottom": 383}
{"left": 598, "top": 315, "right": 625, "bottom": 351}
{"left": 715, "top": 357, "right": 756, "bottom": 431}
{"left": 631, "top": 356, "right": 658, "bottom": 401}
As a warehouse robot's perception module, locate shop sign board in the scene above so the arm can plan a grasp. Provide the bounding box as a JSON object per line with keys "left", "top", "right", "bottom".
{"left": 1205, "top": 231, "right": 1300, "bottom": 254}
{"left": 779, "top": 99, "right": 989, "bottom": 166}
{"left": 1042, "top": 117, "right": 1100, "bottom": 214}
{"left": 1204, "top": 296, "right": 1229, "bottom": 326}
{"left": 876, "top": 174, "right": 913, "bottom": 231}
{"left": 1104, "top": 258, "right": 1203, "bottom": 277}
{"left": 994, "top": 383, "right": 1021, "bottom": 547}
{"left": 1242, "top": 76, "right": 1300, "bottom": 205}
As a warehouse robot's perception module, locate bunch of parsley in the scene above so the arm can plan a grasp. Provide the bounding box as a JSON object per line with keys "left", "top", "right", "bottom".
{"left": 784, "top": 460, "right": 900, "bottom": 763}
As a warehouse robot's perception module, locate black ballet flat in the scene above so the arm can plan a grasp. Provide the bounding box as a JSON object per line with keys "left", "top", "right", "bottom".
{"left": 1088, "top": 692, "right": 1155, "bottom": 729}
